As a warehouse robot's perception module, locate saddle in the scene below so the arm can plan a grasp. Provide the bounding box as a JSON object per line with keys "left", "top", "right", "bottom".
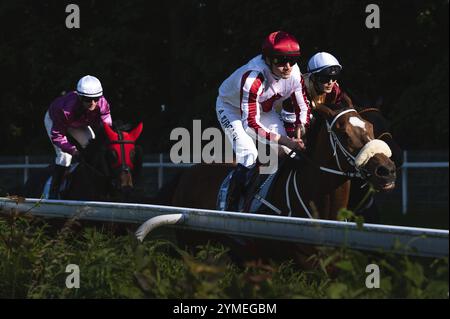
{"left": 216, "top": 161, "right": 286, "bottom": 214}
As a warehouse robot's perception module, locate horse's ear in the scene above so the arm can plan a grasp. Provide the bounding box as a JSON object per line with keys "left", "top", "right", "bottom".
{"left": 129, "top": 122, "right": 143, "bottom": 141}
{"left": 315, "top": 104, "right": 336, "bottom": 120}
{"left": 103, "top": 122, "right": 118, "bottom": 141}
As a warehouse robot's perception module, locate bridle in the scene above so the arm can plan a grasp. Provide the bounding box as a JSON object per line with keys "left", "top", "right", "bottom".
{"left": 324, "top": 108, "right": 370, "bottom": 179}
{"left": 288, "top": 108, "right": 370, "bottom": 179}
{"left": 358, "top": 107, "right": 393, "bottom": 141}
{"left": 260, "top": 108, "right": 376, "bottom": 217}
{"left": 77, "top": 130, "right": 137, "bottom": 189}
{"left": 109, "top": 130, "right": 136, "bottom": 173}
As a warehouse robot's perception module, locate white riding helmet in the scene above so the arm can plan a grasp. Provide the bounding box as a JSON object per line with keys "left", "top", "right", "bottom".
{"left": 76, "top": 75, "right": 103, "bottom": 98}
{"left": 307, "top": 52, "right": 342, "bottom": 74}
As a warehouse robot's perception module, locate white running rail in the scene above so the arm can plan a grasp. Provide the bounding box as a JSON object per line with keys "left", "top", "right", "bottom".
{"left": 0, "top": 151, "right": 447, "bottom": 212}
{"left": 0, "top": 197, "right": 447, "bottom": 258}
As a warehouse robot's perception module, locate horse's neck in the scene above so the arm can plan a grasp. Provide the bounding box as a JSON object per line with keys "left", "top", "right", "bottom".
{"left": 81, "top": 142, "right": 109, "bottom": 176}
{"left": 312, "top": 126, "right": 353, "bottom": 218}
{"left": 271, "top": 126, "right": 352, "bottom": 219}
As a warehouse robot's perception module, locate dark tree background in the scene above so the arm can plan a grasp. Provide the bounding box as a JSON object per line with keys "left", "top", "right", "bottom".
{"left": 0, "top": 0, "right": 448, "bottom": 155}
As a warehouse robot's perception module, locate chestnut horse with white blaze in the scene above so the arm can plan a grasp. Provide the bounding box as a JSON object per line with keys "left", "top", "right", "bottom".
{"left": 155, "top": 105, "right": 396, "bottom": 265}
{"left": 166, "top": 105, "right": 396, "bottom": 219}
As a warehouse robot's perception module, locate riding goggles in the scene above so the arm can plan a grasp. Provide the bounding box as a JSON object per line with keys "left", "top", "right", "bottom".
{"left": 272, "top": 56, "right": 299, "bottom": 67}
{"left": 80, "top": 95, "right": 101, "bottom": 103}
{"left": 316, "top": 74, "right": 339, "bottom": 84}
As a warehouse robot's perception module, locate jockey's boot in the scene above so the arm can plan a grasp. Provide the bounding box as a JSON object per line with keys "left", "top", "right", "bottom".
{"left": 226, "top": 163, "right": 251, "bottom": 212}
{"left": 48, "top": 165, "right": 67, "bottom": 199}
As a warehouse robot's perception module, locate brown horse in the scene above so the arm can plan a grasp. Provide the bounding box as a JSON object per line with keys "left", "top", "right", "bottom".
{"left": 157, "top": 105, "right": 396, "bottom": 265}
{"left": 348, "top": 106, "right": 403, "bottom": 222}
{"left": 166, "top": 105, "right": 396, "bottom": 219}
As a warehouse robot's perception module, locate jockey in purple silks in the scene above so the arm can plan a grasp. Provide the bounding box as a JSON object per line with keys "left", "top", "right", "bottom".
{"left": 44, "top": 75, "right": 112, "bottom": 199}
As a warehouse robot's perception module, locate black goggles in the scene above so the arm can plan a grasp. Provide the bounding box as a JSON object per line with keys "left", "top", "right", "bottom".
{"left": 316, "top": 74, "right": 340, "bottom": 84}
{"left": 80, "top": 95, "right": 101, "bottom": 103}
{"left": 271, "top": 56, "right": 299, "bottom": 67}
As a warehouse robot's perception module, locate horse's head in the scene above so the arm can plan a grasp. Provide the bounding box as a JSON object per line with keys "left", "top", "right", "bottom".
{"left": 103, "top": 122, "right": 143, "bottom": 194}
{"left": 315, "top": 105, "right": 396, "bottom": 192}
{"left": 357, "top": 106, "right": 404, "bottom": 168}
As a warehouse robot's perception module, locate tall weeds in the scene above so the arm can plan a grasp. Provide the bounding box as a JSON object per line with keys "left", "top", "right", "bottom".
{"left": 0, "top": 209, "right": 447, "bottom": 298}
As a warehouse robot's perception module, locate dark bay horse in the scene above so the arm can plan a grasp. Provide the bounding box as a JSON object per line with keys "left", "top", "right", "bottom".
{"left": 23, "top": 122, "right": 144, "bottom": 202}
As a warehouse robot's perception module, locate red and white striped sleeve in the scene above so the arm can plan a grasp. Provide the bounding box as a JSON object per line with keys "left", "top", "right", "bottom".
{"left": 240, "top": 70, "right": 277, "bottom": 141}
{"left": 291, "top": 75, "right": 311, "bottom": 129}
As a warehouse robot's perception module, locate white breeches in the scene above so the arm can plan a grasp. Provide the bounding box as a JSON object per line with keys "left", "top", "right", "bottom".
{"left": 216, "top": 100, "right": 290, "bottom": 168}
{"left": 44, "top": 111, "right": 95, "bottom": 167}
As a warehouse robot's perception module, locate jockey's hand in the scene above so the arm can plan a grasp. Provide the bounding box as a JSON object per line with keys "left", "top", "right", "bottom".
{"left": 279, "top": 135, "right": 305, "bottom": 151}
{"left": 290, "top": 137, "right": 305, "bottom": 151}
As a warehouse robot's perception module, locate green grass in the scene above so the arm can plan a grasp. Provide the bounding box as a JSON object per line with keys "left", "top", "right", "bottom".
{"left": 0, "top": 208, "right": 448, "bottom": 299}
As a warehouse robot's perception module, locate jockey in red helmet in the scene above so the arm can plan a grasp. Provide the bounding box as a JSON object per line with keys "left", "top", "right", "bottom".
{"left": 44, "top": 75, "right": 112, "bottom": 199}
{"left": 216, "top": 31, "right": 311, "bottom": 211}
{"left": 262, "top": 30, "right": 301, "bottom": 73}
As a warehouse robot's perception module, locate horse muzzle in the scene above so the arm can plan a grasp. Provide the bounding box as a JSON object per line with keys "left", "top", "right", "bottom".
{"left": 363, "top": 153, "right": 397, "bottom": 192}
{"left": 355, "top": 139, "right": 397, "bottom": 192}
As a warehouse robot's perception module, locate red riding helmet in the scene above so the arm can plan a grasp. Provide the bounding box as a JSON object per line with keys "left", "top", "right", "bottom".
{"left": 262, "top": 31, "right": 301, "bottom": 57}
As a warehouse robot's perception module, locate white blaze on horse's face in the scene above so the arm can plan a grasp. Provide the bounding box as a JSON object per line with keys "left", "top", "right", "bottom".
{"left": 349, "top": 116, "right": 366, "bottom": 131}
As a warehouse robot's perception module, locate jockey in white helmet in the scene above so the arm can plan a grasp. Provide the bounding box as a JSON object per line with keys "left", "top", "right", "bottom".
{"left": 304, "top": 52, "right": 352, "bottom": 109}
{"left": 44, "top": 75, "right": 112, "bottom": 199}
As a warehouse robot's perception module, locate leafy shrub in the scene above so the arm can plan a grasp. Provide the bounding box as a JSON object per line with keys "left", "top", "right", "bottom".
{"left": 0, "top": 210, "right": 447, "bottom": 298}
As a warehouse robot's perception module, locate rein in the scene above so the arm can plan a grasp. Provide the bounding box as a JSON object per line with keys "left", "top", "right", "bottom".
{"left": 256, "top": 167, "right": 315, "bottom": 218}
{"left": 78, "top": 156, "right": 109, "bottom": 178}
{"left": 78, "top": 130, "right": 136, "bottom": 179}
{"left": 358, "top": 107, "right": 380, "bottom": 115}
{"left": 262, "top": 109, "right": 375, "bottom": 217}
{"left": 358, "top": 107, "right": 393, "bottom": 141}
{"left": 290, "top": 109, "right": 369, "bottom": 179}
{"left": 276, "top": 107, "right": 394, "bottom": 217}
{"left": 326, "top": 109, "right": 366, "bottom": 178}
